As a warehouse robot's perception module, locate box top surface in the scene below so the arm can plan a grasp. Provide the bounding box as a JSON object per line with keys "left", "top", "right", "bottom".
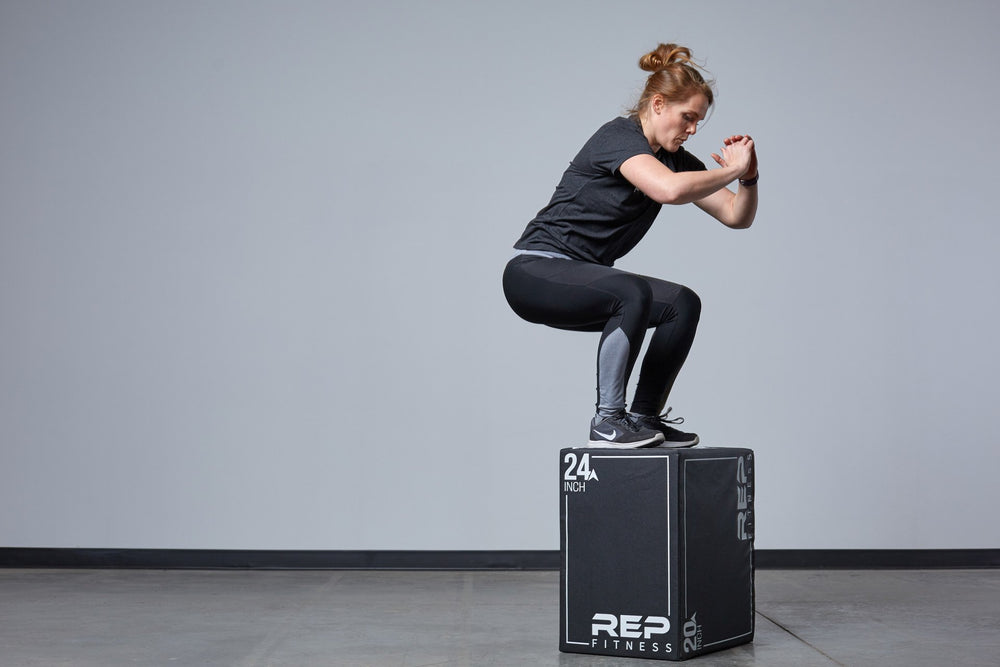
{"left": 560, "top": 446, "right": 753, "bottom": 457}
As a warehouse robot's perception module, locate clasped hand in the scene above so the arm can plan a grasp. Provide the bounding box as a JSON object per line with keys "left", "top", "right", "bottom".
{"left": 710, "top": 135, "right": 757, "bottom": 179}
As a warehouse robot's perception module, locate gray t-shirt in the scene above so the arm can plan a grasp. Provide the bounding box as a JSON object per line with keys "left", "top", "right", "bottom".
{"left": 513, "top": 116, "right": 706, "bottom": 266}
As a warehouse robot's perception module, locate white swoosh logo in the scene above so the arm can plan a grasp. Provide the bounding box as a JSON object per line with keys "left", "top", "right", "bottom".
{"left": 594, "top": 428, "right": 617, "bottom": 440}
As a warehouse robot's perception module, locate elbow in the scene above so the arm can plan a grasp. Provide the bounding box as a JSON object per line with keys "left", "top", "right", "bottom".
{"left": 726, "top": 216, "right": 755, "bottom": 230}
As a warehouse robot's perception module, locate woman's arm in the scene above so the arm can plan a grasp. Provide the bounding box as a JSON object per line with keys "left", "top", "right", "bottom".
{"left": 692, "top": 179, "right": 757, "bottom": 229}
{"left": 696, "top": 135, "right": 758, "bottom": 229}
{"left": 619, "top": 135, "right": 758, "bottom": 228}
{"left": 620, "top": 153, "right": 744, "bottom": 205}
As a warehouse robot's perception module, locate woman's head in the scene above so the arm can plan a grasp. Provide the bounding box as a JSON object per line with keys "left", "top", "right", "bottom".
{"left": 629, "top": 43, "right": 715, "bottom": 118}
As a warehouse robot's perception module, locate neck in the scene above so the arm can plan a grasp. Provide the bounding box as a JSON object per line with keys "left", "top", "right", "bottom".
{"left": 638, "top": 113, "right": 660, "bottom": 152}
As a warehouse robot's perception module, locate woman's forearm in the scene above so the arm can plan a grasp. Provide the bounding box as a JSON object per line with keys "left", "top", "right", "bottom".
{"left": 726, "top": 181, "right": 758, "bottom": 229}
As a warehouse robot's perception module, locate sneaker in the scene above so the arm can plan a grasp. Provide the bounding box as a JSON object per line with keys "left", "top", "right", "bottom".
{"left": 588, "top": 411, "right": 665, "bottom": 448}
{"left": 629, "top": 408, "right": 699, "bottom": 448}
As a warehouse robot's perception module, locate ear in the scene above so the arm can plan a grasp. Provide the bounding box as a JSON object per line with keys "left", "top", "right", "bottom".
{"left": 650, "top": 94, "right": 665, "bottom": 114}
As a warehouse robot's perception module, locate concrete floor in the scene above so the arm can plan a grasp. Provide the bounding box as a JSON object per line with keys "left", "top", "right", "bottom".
{"left": 0, "top": 569, "right": 998, "bottom": 666}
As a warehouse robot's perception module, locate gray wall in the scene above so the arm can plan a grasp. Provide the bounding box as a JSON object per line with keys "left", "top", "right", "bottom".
{"left": 2, "top": 0, "right": 998, "bottom": 550}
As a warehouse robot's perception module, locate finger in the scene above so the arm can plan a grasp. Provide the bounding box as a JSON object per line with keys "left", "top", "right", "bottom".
{"left": 710, "top": 153, "right": 725, "bottom": 166}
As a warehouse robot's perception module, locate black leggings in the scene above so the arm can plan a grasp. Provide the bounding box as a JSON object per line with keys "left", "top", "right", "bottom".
{"left": 502, "top": 254, "right": 701, "bottom": 416}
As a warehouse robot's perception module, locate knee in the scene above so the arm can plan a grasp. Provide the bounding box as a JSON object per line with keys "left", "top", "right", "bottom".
{"left": 677, "top": 286, "right": 702, "bottom": 323}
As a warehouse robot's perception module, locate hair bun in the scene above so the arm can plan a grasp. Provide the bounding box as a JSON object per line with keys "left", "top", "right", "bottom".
{"left": 627, "top": 42, "right": 714, "bottom": 117}
{"left": 639, "top": 43, "right": 695, "bottom": 72}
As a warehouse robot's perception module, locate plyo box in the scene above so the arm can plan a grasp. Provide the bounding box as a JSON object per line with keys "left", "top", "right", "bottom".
{"left": 559, "top": 447, "right": 755, "bottom": 661}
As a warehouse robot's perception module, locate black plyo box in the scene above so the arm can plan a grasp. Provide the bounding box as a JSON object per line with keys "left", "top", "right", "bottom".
{"left": 559, "top": 447, "right": 755, "bottom": 661}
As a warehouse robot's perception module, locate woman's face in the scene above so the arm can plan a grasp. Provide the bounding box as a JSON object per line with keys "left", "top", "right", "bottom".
{"left": 648, "top": 92, "right": 710, "bottom": 153}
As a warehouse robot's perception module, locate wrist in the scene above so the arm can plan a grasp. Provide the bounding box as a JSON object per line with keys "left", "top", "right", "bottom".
{"left": 739, "top": 172, "right": 759, "bottom": 187}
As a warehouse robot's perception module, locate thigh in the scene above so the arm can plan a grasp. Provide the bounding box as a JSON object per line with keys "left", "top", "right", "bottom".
{"left": 631, "top": 272, "right": 685, "bottom": 306}
{"left": 503, "top": 256, "right": 636, "bottom": 332}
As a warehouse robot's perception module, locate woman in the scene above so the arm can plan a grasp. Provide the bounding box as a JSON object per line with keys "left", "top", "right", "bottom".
{"left": 503, "top": 43, "right": 758, "bottom": 449}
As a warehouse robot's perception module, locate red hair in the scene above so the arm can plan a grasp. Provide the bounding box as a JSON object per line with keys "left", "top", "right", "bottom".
{"left": 629, "top": 43, "right": 715, "bottom": 117}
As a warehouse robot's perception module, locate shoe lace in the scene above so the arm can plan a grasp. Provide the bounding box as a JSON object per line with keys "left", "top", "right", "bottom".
{"left": 657, "top": 407, "right": 685, "bottom": 425}
{"left": 607, "top": 410, "right": 644, "bottom": 433}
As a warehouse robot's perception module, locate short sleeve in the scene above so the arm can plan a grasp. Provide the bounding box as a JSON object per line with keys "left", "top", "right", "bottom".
{"left": 578, "top": 118, "right": 656, "bottom": 175}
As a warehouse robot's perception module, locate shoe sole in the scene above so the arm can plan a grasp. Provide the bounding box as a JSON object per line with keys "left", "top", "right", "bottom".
{"left": 655, "top": 435, "right": 699, "bottom": 448}
{"left": 586, "top": 433, "right": 665, "bottom": 449}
